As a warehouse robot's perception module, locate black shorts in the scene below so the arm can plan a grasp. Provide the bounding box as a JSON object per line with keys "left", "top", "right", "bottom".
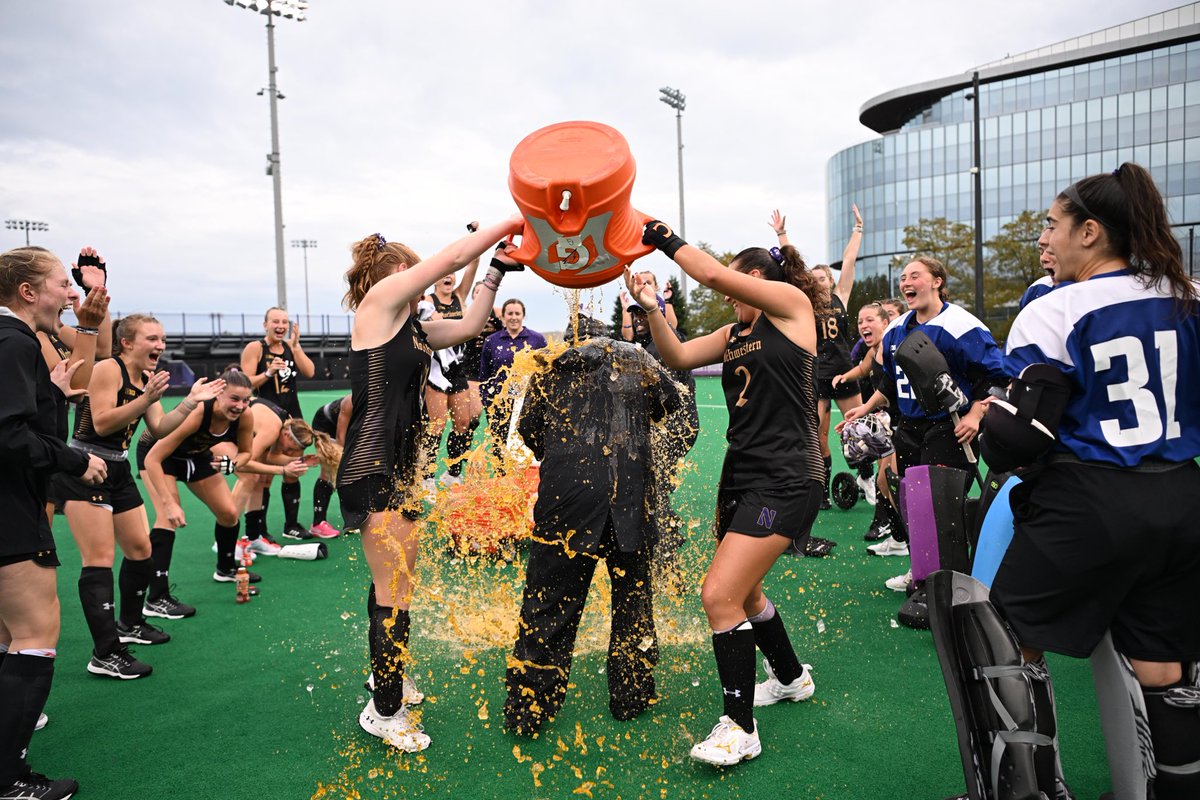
{"left": 991, "top": 460, "right": 1200, "bottom": 662}
{"left": 0, "top": 549, "right": 61, "bottom": 569}
{"left": 136, "top": 439, "right": 217, "bottom": 484}
{"left": 715, "top": 481, "right": 822, "bottom": 542}
{"left": 816, "top": 375, "right": 861, "bottom": 402}
{"left": 338, "top": 473, "right": 421, "bottom": 530}
{"left": 428, "top": 361, "right": 469, "bottom": 395}
{"left": 893, "top": 416, "right": 974, "bottom": 476}
{"left": 52, "top": 458, "right": 144, "bottom": 514}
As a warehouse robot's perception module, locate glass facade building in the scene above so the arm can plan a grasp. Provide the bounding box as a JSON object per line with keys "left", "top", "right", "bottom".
{"left": 827, "top": 4, "right": 1200, "bottom": 292}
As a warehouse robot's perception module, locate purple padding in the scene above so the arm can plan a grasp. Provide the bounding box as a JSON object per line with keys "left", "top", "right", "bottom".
{"left": 900, "top": 465, "right": 939, "bottom": 581}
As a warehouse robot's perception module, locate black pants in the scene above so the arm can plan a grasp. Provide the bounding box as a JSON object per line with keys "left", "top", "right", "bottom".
{"left": 504, "top": 523, "right": 657, "bottom": 732}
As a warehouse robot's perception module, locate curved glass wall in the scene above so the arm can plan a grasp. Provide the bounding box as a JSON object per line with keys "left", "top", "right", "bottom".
{"left": 828, "top": 40, "right": 1200, "bottom": 291}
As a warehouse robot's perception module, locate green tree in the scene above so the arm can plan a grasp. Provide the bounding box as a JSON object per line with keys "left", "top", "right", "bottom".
{"left": 684, "top": 242, "right": 737, "bottom": 336}
{"left": 609, "top": 293, "right": 624, "bottom": 339}
{"left": 982, "top": 209, "right": 1046, "bottom": 341}
{"left": 847, "top": 273, "right": 894, "bottom": 323}
{"left": 900, "top": 217, "right": 975, "bottom": 302}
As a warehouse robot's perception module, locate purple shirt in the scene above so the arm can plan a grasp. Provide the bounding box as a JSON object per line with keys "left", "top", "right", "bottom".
{"left": 480, "top": 327, "right": 547, "bottom": 402}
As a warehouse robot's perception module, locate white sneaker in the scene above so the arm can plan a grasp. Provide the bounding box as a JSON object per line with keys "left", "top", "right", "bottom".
{"left": 689, "top": 715, "right": 762, "bottom": 765}
{"left": 359, "top": 698, "right": 430, "bottom": 752}
{"left": 885, "top": 569, "right": 913, "bottom": 593}
{"left": 365, "top": 672, "right": 424, "bottom": 706}
{"left": 248, "top": 536, "right": 283, "bottom": 556}
{"left": 421, "top": 478, "right": 437, "bottom": 500}
{"left": 866, "top": 535, "right": 909, "bottom": 557}
{"left": 754, "top": 660, "right": 815, "bottom": 706}
{"left": 438, "top": 472, "right": 463, "bottom": 488}
{"left": 856, "top": 475, "right": 877, "bottom": 506}
{"left": 35, "top": 712, "right": 48, "bottom": 731}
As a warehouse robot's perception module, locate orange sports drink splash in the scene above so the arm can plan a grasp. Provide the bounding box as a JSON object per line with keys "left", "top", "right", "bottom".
{"left": 507, "top": 121, "right": 654, "bottom": 288}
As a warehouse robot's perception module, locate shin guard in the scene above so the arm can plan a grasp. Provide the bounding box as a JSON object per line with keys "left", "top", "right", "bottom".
{"left": 900, "top": 465, "right": 973, "bottom": 581}
{"left": 927, "top": 570, "right": 1059, "bottom": 799}
{"left": 1089, "top": 633, "right": 1152, "bottom": 800}
{"left": 1143, "top": 663, "right": 1200, "bottom": 800}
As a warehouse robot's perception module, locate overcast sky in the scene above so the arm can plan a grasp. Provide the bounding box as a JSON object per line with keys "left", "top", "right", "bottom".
{"left": 0, "top": 0, "right": 1168, "bottom": 334}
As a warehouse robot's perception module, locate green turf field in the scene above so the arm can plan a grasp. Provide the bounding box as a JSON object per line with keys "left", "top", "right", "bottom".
{"left": 33, "top": 380, "right": 1109, "bottom": 799}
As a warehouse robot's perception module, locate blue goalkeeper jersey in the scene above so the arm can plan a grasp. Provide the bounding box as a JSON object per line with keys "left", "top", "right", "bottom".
{"left": 1005, "top": 269, "right": 1200, "bottom": 466}
{"left": 881, "top": 303, "right": 1007, "bottom": 421}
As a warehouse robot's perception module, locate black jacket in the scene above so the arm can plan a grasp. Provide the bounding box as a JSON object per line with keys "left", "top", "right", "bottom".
{"left": 518, "top": 338, "right": 683, "bottom": 555}
{"left": 0, "top": 315, "right": 89, "bottom": 557}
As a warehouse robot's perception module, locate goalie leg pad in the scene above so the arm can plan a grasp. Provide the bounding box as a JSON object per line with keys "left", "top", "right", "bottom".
{"left": 901, "top": 466, "right": 973, "bottom": 582}
{"left": 1089, "top": 633, "right": 1153, "bottom": 800}
{"left": 928, "top": 570, "right": 1059, "bottom": 799}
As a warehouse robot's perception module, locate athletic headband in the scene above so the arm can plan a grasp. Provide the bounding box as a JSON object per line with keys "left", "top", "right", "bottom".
{"left": 1061, "top": 182, "right": 1120, "bottom": 233}
{"left": 372, "top": 232, "right": 387, "bottom": 251}
{"left": 284, "top": 424, "right": 312, "bottom": 450}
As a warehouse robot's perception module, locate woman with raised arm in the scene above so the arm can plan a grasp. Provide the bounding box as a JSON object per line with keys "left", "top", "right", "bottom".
{"left": 420, "top": 221, "right": 485, "bottom": 490}
{"left": 338, "top": 220, "right": 523, "bottom": 753}
{"left": 629, "top": 219, "right": 824, "bottom": 767}
{"left": 773, "top": 205, "right": 864, "bottom": 512}
{"left": 54, "top": 314, "right": 224, "bottom": 680}
{"left": 0, "top": 246, "right": 106, "bottom": 800}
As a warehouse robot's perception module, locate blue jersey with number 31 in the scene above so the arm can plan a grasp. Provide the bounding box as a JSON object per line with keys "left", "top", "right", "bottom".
{"left": 1005, "top": 269, "right": 1200, "bottom": 466}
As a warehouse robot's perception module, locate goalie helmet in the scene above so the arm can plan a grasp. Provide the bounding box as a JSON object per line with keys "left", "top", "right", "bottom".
{"left": 841, "top": 411, "right": 894, "bottom": 466}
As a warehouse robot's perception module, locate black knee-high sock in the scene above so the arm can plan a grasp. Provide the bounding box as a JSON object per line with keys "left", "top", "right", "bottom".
{"left": 0, "top": 653, "right": 54, "bottom": 786}
{"left": 149, "top": 528, "right": 175, "bottom": 600}
{"left": 748, "top": 599, "right": 802, "bottom": 685}
{"left": 369, "top": 602, "right": 411, "bottom": 716}
{"left": 118, "top": 556, "right": 153, "bottom": 627}
{"left": 311, "top": 479, "right": 334, "bottom": 526}
{"left": 869, "top": 498, "right": 889, "bottom": 528}
{"left": 421, "top": 423, "right": 441, "bottom": 479}
{"left": 214, "top": 522, "right": 240, "bottom": 572}
{"left": 446, "top": 430, "right": 472, "bottom": 477}
{"left": 78, "top": 567, "right": 119, "bottom": 657}
{"left": 281, "top": 481, "right": 301, "bottom": 528}
{"left": 822, "top": 454, "right": 832, "bottom": 495}
{"left": 884, "top": 497, "right": 908, "bottom": 543}
{"left": 467, "top": 415, "right": 480, "bottom": 437}
{"left": 245, "top": 509, "right": 267, "bottom": 541}
{"left": 711, "top": 621, "right": 756, "bottom": 733}
{"left": 856, "top": 461, "right": 874, "bottom": 480}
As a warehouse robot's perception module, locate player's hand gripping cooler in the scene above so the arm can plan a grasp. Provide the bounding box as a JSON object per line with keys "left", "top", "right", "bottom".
{"left": 507, "top": 121, "right": 654, "bottom": 288}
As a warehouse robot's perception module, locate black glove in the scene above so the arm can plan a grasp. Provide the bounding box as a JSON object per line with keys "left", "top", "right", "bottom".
{"left": 72, "top": 252, "right": 107, "bottom": 290}
{"left": 489, "top": 243, "right": 524, "bottom": 273}
{"left": 642, "top": 220, "right": 687, "bottom": 260}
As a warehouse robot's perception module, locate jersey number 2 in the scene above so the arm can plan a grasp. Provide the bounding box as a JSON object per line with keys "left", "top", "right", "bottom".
{"left": 734, "top": 366, "right": 752, "bottom": 407}
{"left": 1091, "top": 332, "right": 1181, "bottom": 448}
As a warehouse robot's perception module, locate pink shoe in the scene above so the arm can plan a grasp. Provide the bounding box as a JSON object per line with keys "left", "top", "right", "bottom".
{"left": 309, "top": 521, "right": 341, "bottom": 539}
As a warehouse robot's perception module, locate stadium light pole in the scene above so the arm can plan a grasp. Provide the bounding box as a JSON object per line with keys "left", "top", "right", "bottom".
{"left": 5, "top": 219, "right": 49, "bottom": 247}
{"left": 291, "top": 239, "right": 317, "bottom": 318}
{"left": 223, "top": 0, "right": 308, "bottom": 310}
{"left": 965, "top": 71, "right": 985, "bottom": 319}
{"left": 659, "top": 86, "right": 687, "bottom": 304}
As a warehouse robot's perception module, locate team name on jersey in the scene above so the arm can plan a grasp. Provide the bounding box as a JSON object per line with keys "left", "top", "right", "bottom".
{"left": 413, "top": 336, "right": 433, "bottom": 358}
{"left": 724, "top": 339, "right": 762, "bottom": 363}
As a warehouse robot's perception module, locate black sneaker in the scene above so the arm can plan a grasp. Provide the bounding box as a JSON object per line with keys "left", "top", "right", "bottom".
{"left": 281, "top": 522, "right": 312, "bottom": 541}
{"left": 804, "top": 536, "right": 837, "bottom": 557}
{"left": 116, "top": 619, "right": 171, "bottom": 645}
{"left": 863, "top": 521, "right": 892, "bottom": 542}
{"left": 143, "top": 593, "right": 196, "bottom": 620}
{"left": 0, "top": 771, "right": 78, "bottom": 800}
{"left": 213, "top": 567, "right": 262, "bottom": 583}
{"left": 819, "top": 496, "right": 832, "bottom": 511}
{"left": 87, "top": 647, "right": 152, "bottom": 680}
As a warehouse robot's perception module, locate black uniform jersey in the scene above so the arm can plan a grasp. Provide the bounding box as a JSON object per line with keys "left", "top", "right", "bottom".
{"left": 255, "top": 340, "right": 301, "bottom": 418}
{"left": 47, "top": 331, "right": 73, "bottom": 441}
{"left": 73, "top": 358, "right": 144, "bottom": 453}
{"left": 462, "top": 309, "right": 502, "bottom": 382}
{"left": 251, "top": 396, "right": 289, "bottom": 426}
{"left": 338, "top": 316, "right": 432, "bottom": 489}
{"left": 815, "top": 295, "right": 854, "bottom": 379}
{"left": 173, "top": 399, "right": 242, "bottom": 458}
{"left": 720, "top": 314, "right": 823, "bottom": 491}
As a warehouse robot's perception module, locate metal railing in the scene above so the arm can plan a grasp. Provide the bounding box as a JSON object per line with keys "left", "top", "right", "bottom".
{"left": 59, "top": 311, "right": 353, "bottom": 338}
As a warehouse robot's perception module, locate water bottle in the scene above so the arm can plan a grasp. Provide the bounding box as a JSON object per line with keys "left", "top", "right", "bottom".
{"left": 236, "top": 566, "right": 250, "bottom": 604}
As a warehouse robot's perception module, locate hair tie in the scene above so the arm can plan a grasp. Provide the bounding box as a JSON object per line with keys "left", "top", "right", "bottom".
{"left": 769, "top": 246, "right": 785, "bottom": 266}
{"left": 372, "top": 232, "right": 387, "bottom": 251}
{"left": 1112, "top": 165, "right": 1122, "bottom": 178}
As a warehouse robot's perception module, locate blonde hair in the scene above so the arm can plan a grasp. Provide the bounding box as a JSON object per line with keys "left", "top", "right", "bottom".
{"left": 0, "top": 246, "right": 57, "bottom": 305}
{"left": 282, "top": 418, "right": 342, "bottom": 470}
{"left": 343, "top": 234, "right": 422, "bottom": 311}
{"left": 114, "top": 313, "right": 162, "bottom": 356}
